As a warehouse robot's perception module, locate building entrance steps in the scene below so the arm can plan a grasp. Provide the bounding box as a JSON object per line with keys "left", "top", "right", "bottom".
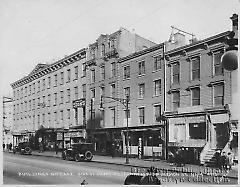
{"left": 6, "top": 150, "right": 238, "bottom": 179}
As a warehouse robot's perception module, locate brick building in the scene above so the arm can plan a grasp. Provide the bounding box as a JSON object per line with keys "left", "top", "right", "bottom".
{"left": 11, "top": 49, "right": 87, "bottom": 149}
{"left": 85, "top": 28, "right": 156, "bottom": 155}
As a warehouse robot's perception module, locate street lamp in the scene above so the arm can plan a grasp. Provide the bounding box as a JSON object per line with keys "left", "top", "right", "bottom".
{"left": 100, "top": 95, "right": 130, "bottom": 164}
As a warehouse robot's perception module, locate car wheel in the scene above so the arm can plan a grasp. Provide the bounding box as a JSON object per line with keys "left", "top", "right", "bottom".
{"left": 24, "top": 147, "right": 31, "bottom": 154}
{"left": 75, "top": 154, "right": 83, "bottom": 162}
{"left": 85, "top": 151, "right": 93, "bottom": 161}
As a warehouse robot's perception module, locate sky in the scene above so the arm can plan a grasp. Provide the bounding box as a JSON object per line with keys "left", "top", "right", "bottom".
{"left": 0, "top": 0, "right": 239, "bottom": 97}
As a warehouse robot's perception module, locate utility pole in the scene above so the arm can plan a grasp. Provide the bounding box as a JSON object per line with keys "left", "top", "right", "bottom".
{"left": 100, "top": 95, "right": 130, "bottom": 164}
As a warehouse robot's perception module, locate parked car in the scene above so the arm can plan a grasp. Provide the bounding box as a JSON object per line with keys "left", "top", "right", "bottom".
{"left": 62, "top": 143, "right": 93, "bottom": 161}
{"left": 13, "top": 142, "right": 32, "bottom": 155}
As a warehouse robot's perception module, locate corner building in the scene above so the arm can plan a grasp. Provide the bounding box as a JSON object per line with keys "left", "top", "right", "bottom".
{"left": 11, "top": 49, "right": 87, "bottom": 150}
{"left": 164, "top": 14, "right": 238, "bottom": 165}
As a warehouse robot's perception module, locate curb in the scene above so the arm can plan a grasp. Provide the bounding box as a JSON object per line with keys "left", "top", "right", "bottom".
{"left": 7, "top": 151, "right": 238, "bottom": 180}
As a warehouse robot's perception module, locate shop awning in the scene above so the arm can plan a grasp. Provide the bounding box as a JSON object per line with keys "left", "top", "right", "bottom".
{"left": 168, "top": 139, "right": 206, "bottom": 147}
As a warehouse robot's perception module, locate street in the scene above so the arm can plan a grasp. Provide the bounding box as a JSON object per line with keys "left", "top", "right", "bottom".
{"left": 3, "top": 152, "right": 238, "bottom": 185}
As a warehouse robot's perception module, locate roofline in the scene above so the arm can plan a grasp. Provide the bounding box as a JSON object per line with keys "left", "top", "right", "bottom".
{"left": 165, "top": 31, "right": 230, "bottom": 56}
{"left": 10, "top": 48, "right": 87, "bottom": 89}
{"left": 118, "top": 43, "right": 164, "bottom": 63}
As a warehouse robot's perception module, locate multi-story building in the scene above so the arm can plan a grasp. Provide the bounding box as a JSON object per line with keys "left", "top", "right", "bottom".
{"left": 11, "top": 49, "right": 86, "bottom": 149}
{"left": 164, "top": 14, "right": 238, "bottom": 165}
{"left": 85, "top": 27, "right": 156, "bottom": 155}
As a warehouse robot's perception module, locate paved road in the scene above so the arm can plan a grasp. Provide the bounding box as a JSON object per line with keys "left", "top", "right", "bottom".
{"left": 3, "top": 152, "right": 238, "bottom": 185}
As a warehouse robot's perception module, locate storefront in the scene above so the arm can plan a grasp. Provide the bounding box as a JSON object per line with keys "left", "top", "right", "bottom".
{"left": 122, "top": 125, "right": 165, "bottom": 159}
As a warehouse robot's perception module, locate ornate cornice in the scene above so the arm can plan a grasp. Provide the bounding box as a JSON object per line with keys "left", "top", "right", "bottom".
{"left": 11, "top": 48, "right": 86, "bottom": 89}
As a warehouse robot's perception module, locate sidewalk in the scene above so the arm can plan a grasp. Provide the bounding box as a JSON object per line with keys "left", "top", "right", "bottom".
{"left": 6, "top": 150, "right": 238, "bottom": 179}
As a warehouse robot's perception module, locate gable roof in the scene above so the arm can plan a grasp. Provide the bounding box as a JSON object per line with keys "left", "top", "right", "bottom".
{"left": 28, "top": 63, "right": 49, "bottom": 76}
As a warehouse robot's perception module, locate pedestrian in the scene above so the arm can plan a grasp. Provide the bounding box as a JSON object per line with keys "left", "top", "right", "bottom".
{"left": 226, "top": 152, "right": 233, "bottom": 170}
{"left": 111, "top": 142, "right": 115, "bottom": 158}
{"left": 215, "top": 150, "right": 221, "bottom": 169}
{"left": 39, "top": 142, "right": 44, "bottom": 153}
{"left": 168, "top": 151, "right": 174, "bottom": 166}
{"left": 56, "top": 143, "right": 59, "bottom": 155}
{"left": 9, "top": 143, "right": 12, "bottom": 151}
{"left": 220, "top": 152, "right": 227, "bottom": 170}
{"left": 3, "top": 143, "right": 5, "bottom": 150}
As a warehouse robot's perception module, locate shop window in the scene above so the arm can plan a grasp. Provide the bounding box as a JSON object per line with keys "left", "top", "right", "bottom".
{"left": 189, "top": 123, "right": 206, "bottom": 139}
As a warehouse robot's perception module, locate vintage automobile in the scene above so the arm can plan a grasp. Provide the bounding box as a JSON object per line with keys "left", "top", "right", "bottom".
{"left": 62, "top": 143, "right": 93, "bottom": 162}
{"left": 13, "top": 142, "right": 32, "bottom": 155}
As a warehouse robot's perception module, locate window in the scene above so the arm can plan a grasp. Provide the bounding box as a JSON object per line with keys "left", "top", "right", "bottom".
{"left": 29, "top": 100, "right": 31, "bottom": 111}
{"left": 42, "top": 79, "right": 45, "bottom": 90}
{"left": 38, "top": 81, "right": 40, "bottom": 92}
{"left": 139, "top": 107, "right": 145, "bottom": 124}
{"left": 154, "top": 105, "right": 161, "bottom": 122}
{"left": 42, "top": 113, "right": 45, "bottom": 123}
{"left": 29, "top": 85, "right": 31, "bottom": 95}
{"left": 111, "top": 108, "right": 116, "bottom": 126}
{"left": 67, "top": 109, "right": 71, "bottom": 120}
{"left": 101, "top": 43, "right": 105, "bottom": 56}
{"left": 192, "top": 57, "right": 200, "bottom": 80}
{"left": 54, "top": 74, "right": 57, "bottom": 87}
{"left": 48, "top": 94, "right": 51, "bottom": 106}
{"left": 74, "top": 66, "right": 78, "bottom": 80}
{"left": 125, "top": 109, "right": 130, "bottom": 119}
{"left": 48, "top": 112, "right": 51, "bottom": 123}
{"left": 82, "top": 63, "right": 86, "bottom": 77}
{"left": 213, "top": 52, "right": 224, "bottom": 76}
{"left": 172, "top": 63, "right": 180, "bottom": 84}
{"left": 60, "top": 91, "right": 64, "bottom": 104}
{"left": 154, "top": 56, "right": 161, "bottom": 70}
{"left": 43, "top": 95, "right": 45, "bottom": 106}
{"left": 138, "top": 61, "right": 145, "bottom": 75}
{"left": 37, "top": 98, "right": 40, "bottom": 108}
{"left": 33, "top": 99, "right": 35, "bottom": 109}
{"left": 91, "top": 88, "right": 95, "bottom": 98}
{"left": 111, "top": 39, "right": 115, "bottom": 48}
{"left": 123, "top": 65, "right": 130, "bottom": 79}
{"left": 172, "top": 91, "right": 180, "bottom": 111}
{"left": 54, "top": 93, "right": 57, "bottom": 106}
{"left": 60, "top": 72, "right": 64, "bottom": 85}
{"left": 91, "top": 69, "right": 95, "bottom": 83}
{"left": 214, "top": 84, "right": 224, "bottom": 106}
{"left": 82, "top": 84, "right": 86, "bottom": 98}
{"left": 48, "top": 77, "right": 51, "bottom": 89}
{"left": 111, "top": 84, "right": 116, "bottom": 97}
{"left": 37, "top": 115, "right": 40, "bottom": 125}
{"left": 54, "top": 111, "right": 57, "bottom": 123}
{"left": 108, "top": 41, "right": 111, "bottom": 49}
{"left": 74, "top": 86, "right": 78, "bottom": 100}
{"left": 67, "top": 69, "right": 71, "bottom": 82}
{"left": 124, "top": 87, "right": 130, "bottom": 98}
{"left": 139, "top": 83, "right": 145, "bottom": 98}
{"left": 25, "top": 86, "right": 27, "bottom": 97}
{"left": 111, "top": 62, "right": 116, "bottom": 77}
{"left": 189, "top": 123, "right": 206, "bottom": 139}
{"left": 67, "top": 89, "right": 70, "bottom": 103}
{"left": 90, "top": 49, "right": 95, "bottom": 59}
{"left": 100, "top": 66, "right": 105, "bottom": 80}
{"left": 154, "top": 79, "right": 161, "bottom": 96}
{"left": 60, "top": 110, "right": 63, "bottom": 121}
{"left": 100, "top": 86, "right": 105, "bottom": 98}
{"left": 191, "top": 87, "right": 200, "bottom": 106}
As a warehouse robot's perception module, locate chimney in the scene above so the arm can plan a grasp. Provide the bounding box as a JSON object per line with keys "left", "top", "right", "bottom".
{"left": 230, "top": 13, "right": 238, "bottom": 38}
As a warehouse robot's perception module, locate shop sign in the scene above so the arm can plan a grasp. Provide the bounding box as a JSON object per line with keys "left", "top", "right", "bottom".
{"left": 65, "top": 130, "right": 85, "bottom": 138}
{"left": 73, "top": 98, "right": 86, "bottom": 108}
{"left": 57, "top": 133, "right": 63, "bottom": 140}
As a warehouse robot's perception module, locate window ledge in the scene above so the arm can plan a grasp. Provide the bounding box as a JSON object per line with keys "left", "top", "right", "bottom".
{"left": 152, "top": 69, "right": 161, "bottom": 73}
{"left": 138, "top": 74, "right": 146, "bottom": 78}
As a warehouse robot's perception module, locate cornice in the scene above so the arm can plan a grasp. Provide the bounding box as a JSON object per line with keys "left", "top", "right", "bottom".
{"left": 165, "top": 31, "right": 230, "bottom": 57}
{"left": 11, "top": 48, "right": 86, "bottom": 89}
{"left": 118, "top": 43, "right": 164, "bottom": 63}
